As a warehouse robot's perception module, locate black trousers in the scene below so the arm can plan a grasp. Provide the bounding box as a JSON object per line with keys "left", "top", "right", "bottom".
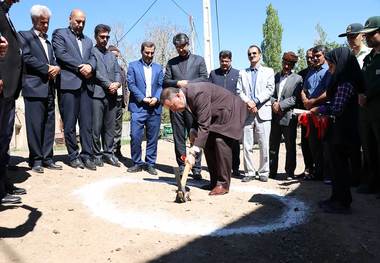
{"left": 307, "top": 118, "right": 324, "bottom": 179}
{"left": 170, "top": 110, "right": 202, "bottom": 174}
{"left": 113, "top": 96, "right": 123, "bottom": 153}
{"left": 24, "top": 90, "right": 55, "bottom": 167}
{"left": 0, "top": 97, "right": 15, "bottom": 198}
{"left": 59, "top": 86, "right": 93, "bottom": 161}
{"left": 328, "top": 143, "right": 353, "bottom": 207}
{"left": 204, "top": 133, "right": 233, "bottom": 189}
{"left": 232, "top": 139, "right": 240, "bottom": 172}
{"left": 269, "top": 117, "right": 297, "bottom": 176}
{"left": 301, "top": 124, "right": 313, "bottom": 171}
{"left": 92, "top": 96, "right": 117, "bottom": 159}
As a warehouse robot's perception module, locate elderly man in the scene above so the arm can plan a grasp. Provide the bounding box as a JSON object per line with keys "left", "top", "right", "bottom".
{"left": 19, "top": 5, "right": 62, "bottom": 173}
{"left": 338, "top": 23, "right": 372, "bottom": 68}
{"left": 91, "top": 24, "right": 121, "bottom": 167}
{"left": 0, "top": 0, "right": 26, "bottom": 205}
{"left": 269, "top": 52, "right": 303, "bottom": 179}
{"left": 161, "top": 83, "right": 247, "bottom": 195}
{"left": 358, "top": 16, "right": 380, "bottom": 197}
{"left": 52, "top": 9, "right": 97, "bottom": 170}
{"left": 237, "top": 44, "right": 275, "bottom": 182}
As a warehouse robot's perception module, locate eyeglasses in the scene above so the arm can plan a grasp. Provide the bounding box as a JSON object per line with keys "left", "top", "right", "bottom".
{"left": 99, "top": 35, "right": 110, "bottom": 40}
{"left": 248, "top": 52, "right": 258, "bottom": 56}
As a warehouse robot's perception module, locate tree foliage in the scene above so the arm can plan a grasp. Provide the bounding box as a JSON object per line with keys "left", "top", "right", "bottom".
{"left": 314, "top": 23, "right": 341, "bottom": 51}
{"left": 294, "top": 48, "right": 307, "bottom": 73}
{"left": 261, "top": 4, "right": 283, "bottom": 72}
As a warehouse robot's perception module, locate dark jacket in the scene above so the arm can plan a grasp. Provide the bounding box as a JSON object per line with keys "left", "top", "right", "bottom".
{"left": 208, "top": 67, "right": 239, "bottom": 94}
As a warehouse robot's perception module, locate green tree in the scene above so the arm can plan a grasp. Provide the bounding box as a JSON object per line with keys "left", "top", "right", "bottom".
{"left": 261, "top": 4, "right": 283, "bottom": 72}
{"left": 314, "top": 23, "right": 341, "bottom": 51}
{"left": 294, "top": 48, "right": 307, "bottom": 73}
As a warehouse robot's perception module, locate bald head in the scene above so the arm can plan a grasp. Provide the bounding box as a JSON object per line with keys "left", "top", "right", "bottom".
{"left": 69, "top": 9, "right": 86, "bottom": 35}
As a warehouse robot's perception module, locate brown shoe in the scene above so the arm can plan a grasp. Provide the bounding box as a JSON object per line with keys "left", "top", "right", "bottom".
{"left": 209, "top": 185, "right": 229, "bottom": 196}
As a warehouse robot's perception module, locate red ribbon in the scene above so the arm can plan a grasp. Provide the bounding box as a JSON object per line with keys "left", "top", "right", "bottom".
{"left": 298, "top": 112, "right": 329, "bottom": 140}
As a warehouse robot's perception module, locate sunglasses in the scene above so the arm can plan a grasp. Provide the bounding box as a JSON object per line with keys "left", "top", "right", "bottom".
{"left": 99, "top": 35, "right": 110, "bottom": 40}
{"left": 248, "top": 52, "right": 258, "bottom": 56}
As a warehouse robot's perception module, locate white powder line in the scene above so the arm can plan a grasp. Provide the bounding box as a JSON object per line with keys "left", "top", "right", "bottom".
{"left": 74, "top": 176, "right": 309, "bottom": 236}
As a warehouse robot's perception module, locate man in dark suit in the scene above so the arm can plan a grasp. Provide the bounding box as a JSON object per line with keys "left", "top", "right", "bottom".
{"left": 164, "top": 33, "right": 208, "bottom": 179}
{"left": 0, "top": 0, "right": 26, "bottom": 204}
{"left": 108, "top": 45, "right": 128, "bottom": 158}
{"left": 209, "top": 50, "right": 241, "bottom": 178}
{"left": 127, "top": 41, "right": 163, "bottom": 175}
{"left": 19, "top": 4, "right": 62, "bottom": 174}
{"left": 161, "top": 83, "right": 247, "bottom": 195}
{"left": 269, "top": 52, "right": 303, "bottom": 179}
{"left": 91, "top": 24, "right": 121, "bottom": 167}
{"left": 52, "top": 9, "right": 97, "bottom": 170}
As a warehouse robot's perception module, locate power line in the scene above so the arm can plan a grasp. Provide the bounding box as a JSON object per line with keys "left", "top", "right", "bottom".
{"left": 215, "top": 0, "right": 221, "bottom": 53}
{"left": 170, "top": 0, "right": 191, "bottom": 17}
{"left": 116, "top": 0, "right": 159, "bottom": 45}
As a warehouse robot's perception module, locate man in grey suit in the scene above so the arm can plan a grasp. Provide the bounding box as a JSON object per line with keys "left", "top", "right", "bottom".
{"left": 161, "top": 83, "right": 247, "bottom": 195}
{"left": 52, "top": 9, "right": 97, "bottom": 170}
{"left": 0, "top": 0, "right": 26, "bottom": 205}
{"left": 269, "top": 52, "right": 303, "bottom": 179}
{"left": 19, "top": 4, "right": 62, "bottom": 174}
{"left": 164, "top": 33, "right": 208, "bottom": 179}
{"left": 236, "top": 44, "right": 275, "bottom": 182}
{"left": 91, "top": 24, "right": 121, "bottom": 167}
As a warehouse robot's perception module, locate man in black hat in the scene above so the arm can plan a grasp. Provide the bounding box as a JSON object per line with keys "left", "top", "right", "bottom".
{"left": 338, "top": 23, "right": 371, "bottom": 68}
{"left": 357, "top": 16, "right": 380, "bottom": 197}
{"left": 163, "top": 33, "right": 208, "bottom": 180}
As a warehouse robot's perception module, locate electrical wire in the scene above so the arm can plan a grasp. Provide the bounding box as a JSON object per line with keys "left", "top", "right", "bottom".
{"left": 215, "top": 0, "right": 221, "bottom": 53}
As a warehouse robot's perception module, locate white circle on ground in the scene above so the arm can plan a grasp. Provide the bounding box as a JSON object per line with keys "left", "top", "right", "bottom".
{"left": 74, "top": 177, "right": 309, "bottom": 236}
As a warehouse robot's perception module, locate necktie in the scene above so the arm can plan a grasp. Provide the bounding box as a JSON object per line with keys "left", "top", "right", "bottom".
{"left": 250, "top": 68, "right": 257, "bottom": 100}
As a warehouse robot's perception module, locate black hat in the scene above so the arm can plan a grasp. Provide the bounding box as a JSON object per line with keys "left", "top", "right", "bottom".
{"left": 360, "top": 16, "right": 380, "bottom": 34}
{"left": 338, "top": 23, "right": 364, "bottom": 37}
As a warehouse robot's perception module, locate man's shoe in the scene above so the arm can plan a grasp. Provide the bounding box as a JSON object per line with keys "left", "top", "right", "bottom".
{"left": 44, "top": 162, "right": 63, "bottom": 170}
{"left": 104, "top": 156, "right": 121, "bottom": 167}
{"left": 269, "top": 173, "right": 277, "bottom": 179}
{"left": 209, "top": 185, "right": 229, "bottom": 195}
{"left": 83, "top": 159, "right": 97, "bottom": 171}
{"left": 145, "top": 166, "right": 158, "bottom": 175}
{"left": 127, "top": 165, "right": 142, "bottom": 173}
{"left": 242, "top": 175, "right": 255, "bottom": 182}
{"left": 232, "top": 170, "right": 241, "bottom": 178}
{"left": 191, "top": 173, "right": 202, "bottom": 180}
{"left": 31, "top": 165, "right": 44, "bottom": 173}
{"left": 259, "top": 175, "right": 268, "bottom": 182}
{"left": 1, "top": 194, "right": 22, "bottom": 204}
{"left": 114, "top": 149, "right": 123, "bottom": 159}
{"left": 70, "top": 158, "right": 84, "bottom": 169}
{"left": 7, "top": 185, "right": 27, "bottom": 195}
{"left": 94, "top": 158, "right": 104, "bottom": 167}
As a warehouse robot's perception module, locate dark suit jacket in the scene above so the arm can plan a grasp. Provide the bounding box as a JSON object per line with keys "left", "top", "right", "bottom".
{"left": 208, "top": 67, "right": 239, "bottom": 94}
{"left": 163, "top": 53, "right": 208, "bottom": 87}
{"left": 271, "top": 72, "right": 303, "bottom": 126}
{"left": 52, "top": 27, "right": 96, "bottom": 91}
{"left": 92, "top": 46, "right": 121, "bottom": 99}
{"left": 127, "top": 59, "right": 163, "bottom": 114}
{"left": 19, "top": 29, "right": 57, "bottom": 98}
{"left": 0, "top": 4, "right": 22, "bottom": 98}
{"left": 183, "top": 82, "right": 247, "bottom": 148}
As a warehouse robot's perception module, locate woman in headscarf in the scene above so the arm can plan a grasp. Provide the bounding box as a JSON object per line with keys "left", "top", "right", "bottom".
{"left": 310, "top": 47, "right": 364, "bottom": 214}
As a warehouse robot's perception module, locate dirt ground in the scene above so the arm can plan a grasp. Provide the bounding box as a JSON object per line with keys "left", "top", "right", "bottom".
{"left": 1, "top": 139, "right": 380, "bottom": 263}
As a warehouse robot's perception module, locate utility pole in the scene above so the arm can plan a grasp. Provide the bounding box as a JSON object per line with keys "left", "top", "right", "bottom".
{"left": 189, "top": 16, "right": 196, "bottom": 54}
{"left": 202, "top": 0, "right": 213, "bottom": 72}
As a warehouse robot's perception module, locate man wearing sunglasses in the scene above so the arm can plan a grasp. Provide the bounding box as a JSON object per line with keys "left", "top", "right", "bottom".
{"left": 358, "top": 16, "right": 380, "bottom": 197}
{"left": 91, "top": 24, "right": 121, "bottom": 168}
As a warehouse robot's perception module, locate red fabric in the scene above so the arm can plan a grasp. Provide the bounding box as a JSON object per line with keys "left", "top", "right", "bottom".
{"left": 298, "top": 112, "right": 310, "bottom": 138}
{"left": 298, "top": 112, "right": 329, "bottom": 140}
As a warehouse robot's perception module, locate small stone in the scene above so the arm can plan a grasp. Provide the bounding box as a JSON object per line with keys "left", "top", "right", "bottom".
{"left": 115, "top": 248, "right": 121, "bottom": 252}
{"left": 52, "top": 229, "right": 60, "bottom": 234}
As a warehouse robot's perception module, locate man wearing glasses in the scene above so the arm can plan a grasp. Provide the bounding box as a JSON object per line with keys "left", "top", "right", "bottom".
{"left": 236, "top": 44, "right": 275, "bottom": 182}
{"left": 358, "top": 16, "right": 380, "bottom": 198}
{"left": 91, "top": 24, "right": 121, "bottom": 168}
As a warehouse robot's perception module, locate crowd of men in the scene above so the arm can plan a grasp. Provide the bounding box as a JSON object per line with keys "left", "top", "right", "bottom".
{"left": 0, "top": 1, "right": 379, "bottom": 214}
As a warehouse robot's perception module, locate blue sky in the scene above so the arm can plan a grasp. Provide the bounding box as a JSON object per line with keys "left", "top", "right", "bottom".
{"left": 10, "top": 0, "right": 380, "bottom": 69}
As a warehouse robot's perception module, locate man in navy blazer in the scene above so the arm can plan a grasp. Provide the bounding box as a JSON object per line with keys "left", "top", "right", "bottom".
{"left": 19, "top": 4, "right": 62, "bottom": 174}
{"left": 127, "top": 41, "right": 163, "bottom": 175}
{"left": 52, "top": 9, "right": 97, "bottom": 170}
{"left": 91, "top": 24, "right": 121, "bottom": 167}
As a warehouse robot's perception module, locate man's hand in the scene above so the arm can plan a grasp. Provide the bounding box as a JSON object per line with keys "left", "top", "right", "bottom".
{"left": 272, "top": 101, "right": 281, "bottom": 114}
{"left": 108, "top": 82, "right": 120, "bottom": 94}
{"left": 143, "top": 97, "right": 152, "bottom": 104}
{"left": 0, "top": 80, "right": 3, "bottom": 95}
{"left": 78, "top": 64, "right": 93, "bottom": 79}
{"left": 247, "top": 100, "right": 258, "bottom": 113}
{"left": 148, "top": 97, "right": 158, "bottom": 107}
{"left": 177, "top": 80, "right": 188, "bottom": 88}
{"left": 303, "top": 98, "right": 315, "bottom": 110}
{"left": 189, "top": 128, "right": 198, "bottom": 145}
{"left": 310, "top": 107, "right": 319, "bottom": 114}
{"left": 0, "top": 36, "right": 8, "bottom": 57}
{"left": 48, "top": 65, "right": 61, "bottom": 79}
{"left": 358, "top": 93, "right": 367, "bottom": 107}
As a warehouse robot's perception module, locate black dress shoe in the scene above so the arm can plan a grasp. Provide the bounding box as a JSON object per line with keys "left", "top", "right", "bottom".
{"left": 44, "top": 162, "right": 63, "bottom": 170}
{"left": 242, "top": 175, "right": 255, "bottom": 182}
{"left": 94, "top": 158, "right": 104, "bottom": 167}
{"left": 191, "top": 173, "right": 202, "bottom": 180}
{"left": 104, "top": 156, "right": 121, "bottom": 167}
{"left": 1, "top": 194, "right": 22, "bottom": 204}
{"left": 83, "top": 159, "right": 97, "bottom": 171}
{"left": 145, "top": 166, "right": 158, "bottom": 175}
{"left": 31, "top": 165, "right": 44, "bottom": 173}
{"left": 127, "top": 165, "right": 142, "bottom": 173}
{"left": 70, "top": 158, "right": 84, "bottom": 169}
{"left": 7, "top": 185, "right": 27, "bottom": 195}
